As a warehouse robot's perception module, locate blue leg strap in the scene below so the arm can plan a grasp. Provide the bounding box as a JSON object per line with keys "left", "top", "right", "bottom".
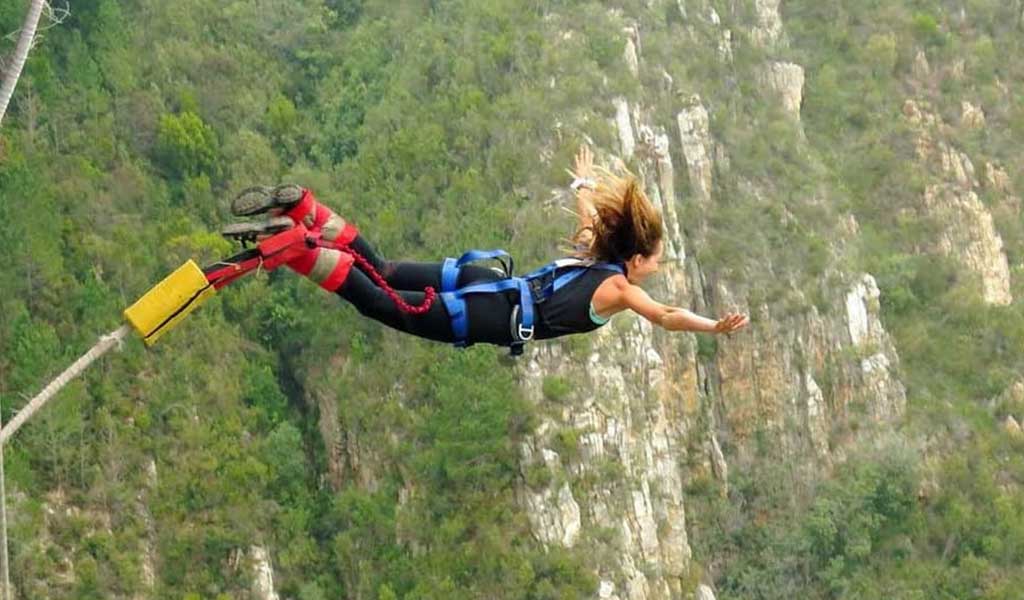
{"left": 440, "top": 291, "right": 470, "bottom": 348}
{"left": 441, "top": 257, "right": 459, "bottom": 293}
{"left": 456, "top": 249, "right": 513, "bottom": 276}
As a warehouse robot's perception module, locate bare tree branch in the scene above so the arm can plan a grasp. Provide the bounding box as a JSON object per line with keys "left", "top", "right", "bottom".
{"left": 0, "top": 0, "right": 50, "bottom": 129}
{"left": 38, "top": 1, "right": 70, "bottom": 34}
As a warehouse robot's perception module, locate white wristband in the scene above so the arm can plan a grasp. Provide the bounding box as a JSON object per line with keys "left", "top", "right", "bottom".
{"left": 570, "top": 177, "right": 596, "bottom": 191}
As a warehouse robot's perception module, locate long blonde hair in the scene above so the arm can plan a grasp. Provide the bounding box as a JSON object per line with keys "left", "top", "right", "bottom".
{"left": 573, "top": 168, "right": 664, "bottom": 263}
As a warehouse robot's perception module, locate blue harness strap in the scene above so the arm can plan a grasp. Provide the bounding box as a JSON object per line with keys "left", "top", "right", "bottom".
{"left": 440, "top": 249, "right": 514, "bottom": 348}
{"left": 439, "top": 250, "right": 624, "bottom": 355}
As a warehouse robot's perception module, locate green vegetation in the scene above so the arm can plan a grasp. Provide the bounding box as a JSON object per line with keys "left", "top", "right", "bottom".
{"left": 2, "top": 0, "right": 1023, "bottom": 597}
{"left": 0, "top": 0, "right": 609, "bottom": 595}
{"left": 689, "top": 436, "right": 1024, "bottom": 600}
{"left": 681, "top": 1, "right": 1024, "bottom": 598}
{"left": 541, "top": 376, "right": 573, "bottom": 403}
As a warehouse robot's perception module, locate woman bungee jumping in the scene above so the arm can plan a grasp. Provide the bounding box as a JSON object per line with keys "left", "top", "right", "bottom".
{"left": 222, "top": 145, "right": 748, "bottom": 353}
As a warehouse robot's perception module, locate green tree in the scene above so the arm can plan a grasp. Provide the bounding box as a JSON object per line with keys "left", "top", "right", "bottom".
{"left": 155, "top": 112, "right": 218, "bottom": 177}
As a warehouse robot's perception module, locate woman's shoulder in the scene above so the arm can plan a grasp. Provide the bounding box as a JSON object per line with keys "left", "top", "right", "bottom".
{"left": 586, "top": 273, "right": 628, "bottom": 320}
{"left": 591, "top": 272, "right": 630, "bottom": 306}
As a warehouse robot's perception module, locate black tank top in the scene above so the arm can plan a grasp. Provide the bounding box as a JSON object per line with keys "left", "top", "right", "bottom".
{"left": 533, "top": 267, "right": 622, "bottom": 340}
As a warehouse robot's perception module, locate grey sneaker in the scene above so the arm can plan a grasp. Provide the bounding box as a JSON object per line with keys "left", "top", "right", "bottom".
{"left": 230, "top": 184, "right": 305, "bottom": 217}
{"left": 221, "top": 216, "right": 296, "bottom": 245}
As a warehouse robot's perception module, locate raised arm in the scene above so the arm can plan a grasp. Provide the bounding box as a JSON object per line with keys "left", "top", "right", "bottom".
{"left": 570, "top": 145, "right": 599, "bottom": 239}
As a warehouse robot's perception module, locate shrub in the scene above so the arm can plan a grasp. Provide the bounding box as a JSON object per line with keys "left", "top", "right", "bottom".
{"left": 154, "top": 111, "right": 218, "bottom": 177}
{"left": 542, "top": 376, "right": 573, "bottom": 402}
{"left": 911, "top": 13, "right": 945, "bottom": 47}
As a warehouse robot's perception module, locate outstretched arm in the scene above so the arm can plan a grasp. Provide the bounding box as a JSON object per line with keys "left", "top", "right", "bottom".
{"left": 619, "top": 280, "right": 749, "bottom": 334}
{"left": 663, "top": 307, "right": 748, "bottom": 334}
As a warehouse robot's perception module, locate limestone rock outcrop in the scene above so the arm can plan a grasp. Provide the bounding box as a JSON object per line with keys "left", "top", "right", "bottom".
{"left": 250, "top": 546, "right": 280, "bottom": 600}
{"left": 760, "top": 62, "right": 805, "bottom": 118}
{"left": 904, "top": 100, "right": 1013, "bottom": 305}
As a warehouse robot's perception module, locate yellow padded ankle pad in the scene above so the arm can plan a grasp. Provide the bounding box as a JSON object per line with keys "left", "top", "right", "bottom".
{"left": 124, "top": 260, "right": 216, "bottom": 346}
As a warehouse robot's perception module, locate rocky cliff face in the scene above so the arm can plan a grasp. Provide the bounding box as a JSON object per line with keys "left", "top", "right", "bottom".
{"left": 238, "top": 2, "right": 1013, "bottom": 598}
{"left": 903, "top": 99, "right": 1013, "bottom": 306}
{"left": 512, "top": 2, "right": 909, "bottom": 598}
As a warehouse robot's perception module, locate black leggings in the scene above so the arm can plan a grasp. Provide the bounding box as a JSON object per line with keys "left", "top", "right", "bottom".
{"left": 335, "top": 235, "right": 515, "bottom": 346}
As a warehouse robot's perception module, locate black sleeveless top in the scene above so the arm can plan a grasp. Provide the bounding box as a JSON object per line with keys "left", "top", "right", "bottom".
{"left": 461, "top": 264, "right": 622, "bottom": 346}
{"left": 532, "top": 266, "right": 622, "bottom": 340}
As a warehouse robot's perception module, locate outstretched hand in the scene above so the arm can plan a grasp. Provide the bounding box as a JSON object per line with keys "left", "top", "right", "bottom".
{"left": 714, "top": 312, "right": 749, "bottom": 335}
{"left": 573, "top": 144, "right": 595, "bottom": 180}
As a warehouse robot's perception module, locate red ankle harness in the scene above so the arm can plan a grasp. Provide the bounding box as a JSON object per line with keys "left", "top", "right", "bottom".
{"left": 204, "top": 225, "right": 436, "bottom": 314}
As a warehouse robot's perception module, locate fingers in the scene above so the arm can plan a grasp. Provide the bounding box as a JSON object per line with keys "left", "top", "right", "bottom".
{"left": 574, "top": 144, "right": 593, "bottom": 173}
{"left": 718, "top": 312, "right": 750, "bottom": 335}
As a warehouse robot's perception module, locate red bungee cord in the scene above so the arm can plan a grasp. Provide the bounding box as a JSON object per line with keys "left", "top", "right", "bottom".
{"left": 335, "top": 243, "right": 437, "bottom": 315}
{"left": 209, "top": 228, "right": 437, "bottom": 315}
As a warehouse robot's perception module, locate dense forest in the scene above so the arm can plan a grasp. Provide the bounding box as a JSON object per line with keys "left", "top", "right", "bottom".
{"left": 1, "top": 0, "right": 1023, "bottom": 598}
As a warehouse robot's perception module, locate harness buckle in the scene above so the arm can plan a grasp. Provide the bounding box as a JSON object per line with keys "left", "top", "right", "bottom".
{"left": 528, "top": 277, "right": 549, "bottom": 304}
{"left": 517, "top": 324, "right": 535, "bottom": 342}
{"left": 305, "top": 234, "right": 319, "bottom": 248}
{"left": 509, "top": 305, "right": 535, "bottom": 348}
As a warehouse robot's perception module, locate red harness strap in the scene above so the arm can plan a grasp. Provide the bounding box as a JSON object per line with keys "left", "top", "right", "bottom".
{"left": 204, "top": 235, "right": 436, "bottom": 315}
{"left": 330, "top": 240, "right": 436, "bottom": 315}
{"left": 204, "top": 251, "right": 264, "bottom": 290}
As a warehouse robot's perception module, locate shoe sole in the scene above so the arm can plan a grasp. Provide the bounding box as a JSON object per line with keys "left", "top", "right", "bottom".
{"left": 230, "top": 184, "right": 304, "bottom": 217}
{"left": 221, "top": 216, "right": 296, "bottom": 240}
